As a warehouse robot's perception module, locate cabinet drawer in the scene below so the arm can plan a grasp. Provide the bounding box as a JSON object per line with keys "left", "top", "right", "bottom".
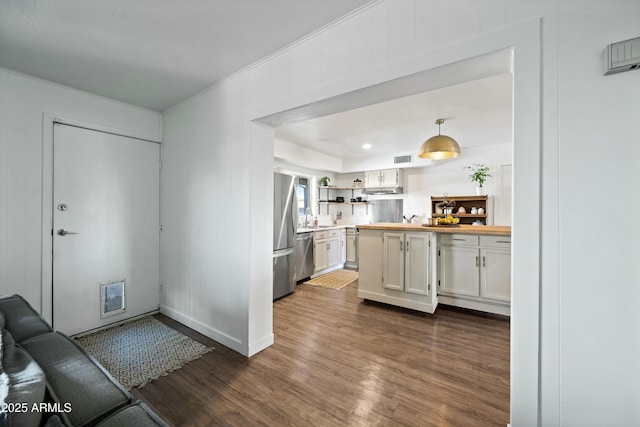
{"left": 440, "top": 234, "right": 479, "bottom": 246}
{"left": 314, "top": 231, "right": 328, "bottom": 240}
{"left": 347, "top": 228, "right": 356, "bottom": 235}
{"left": 328, "top": 229, "right": 340, "bottom": 238}
{"left": 479, "top": 235, "right": 511, "bottom": 248}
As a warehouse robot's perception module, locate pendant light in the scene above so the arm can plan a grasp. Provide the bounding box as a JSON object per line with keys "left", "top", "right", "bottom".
{"left": 418, "top": 118, "right": 460, "bottom": 160}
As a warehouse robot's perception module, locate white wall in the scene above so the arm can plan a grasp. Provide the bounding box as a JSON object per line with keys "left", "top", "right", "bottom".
{"left": 0, "top": 67, "right": 162, "bottom": 318}
{"left": 277, "top": 143, "right": 512, "bottom": 226}
{"left": 401, "top": 144, "right": 512, "bottom": 225}
{"left": 160, "top": 75, "right": 255, "bottom": 352}
{"left": 160, "top": 0, "right": 639, "bottom": 424}
{"left": 556, "top": 1, "right": 640, "bottom": 424}
{"left": 275, "top": 137, "right": 342, "bottom": 172}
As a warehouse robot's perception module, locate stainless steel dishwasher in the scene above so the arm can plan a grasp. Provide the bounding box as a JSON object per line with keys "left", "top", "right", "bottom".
{"left": 295, "top": 232, "right": 314, "bottom": 282}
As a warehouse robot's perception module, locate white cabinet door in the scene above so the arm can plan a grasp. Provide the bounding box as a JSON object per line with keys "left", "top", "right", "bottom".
{"left": 314, "top": 240, "right": 328, "bottom": 272}
{"left": 358, "top": 230, "right": 383, "bottom": 294}
{"left": 380, "top": 169, "right": 399, "bottom": 186}
{"left": 340, "top": 231, "right": 347, "bottom": 264}
{"left": 326, "top": 236, "right": 340, "bottom": 268}
{"left": 364, "top": 170, "right": 381, "bottom": 187}
{"left": 438, "top": 245, "right": 480, "bottom": 297}
{"left": 480, "top": 247, "right": 511, "bottom": 302}
{"left": 365, "top": 169, "right": 401, "bottom": 187}
{"left": 346, "top": 234, "right": 357, "bottom": 263}
{"left": 404, "top": 233, "right": 430, "bottom": 296}
{"left": 382, "top": 232, "right": 404, "bottom": 291}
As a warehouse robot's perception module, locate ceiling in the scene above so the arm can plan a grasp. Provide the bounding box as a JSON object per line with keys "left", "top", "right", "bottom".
{"left": 1, "top": 1, "right": 513, "bottom": 162}
{"left": 0, "top": 0, "right": 373, "bottom": 111}
{"left": 274, "top": 70, "right": 513, "bottom": 160}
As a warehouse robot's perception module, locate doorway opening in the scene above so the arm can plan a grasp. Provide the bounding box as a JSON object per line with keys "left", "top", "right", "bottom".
{"left": 255, "top": 18, "right": 543, "bottom": 420}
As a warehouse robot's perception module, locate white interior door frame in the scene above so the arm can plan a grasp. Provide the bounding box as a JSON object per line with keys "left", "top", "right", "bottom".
{"left": 251, "top": 19, "right": 542, "bottom": 425}
{"left": 40, "top": 113, "right": 162, "bottom": 324}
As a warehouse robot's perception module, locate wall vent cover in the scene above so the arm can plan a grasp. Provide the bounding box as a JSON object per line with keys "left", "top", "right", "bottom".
{"left": 394, "top": 155, "right": 412, "bottom": 164}
{"left": 604, "top": 36, "right": 640, "bottom": 75}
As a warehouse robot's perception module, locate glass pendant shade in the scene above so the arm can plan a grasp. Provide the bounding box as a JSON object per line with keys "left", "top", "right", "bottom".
{"left": 417, "top": 118, "right": 460, "bottom": 159}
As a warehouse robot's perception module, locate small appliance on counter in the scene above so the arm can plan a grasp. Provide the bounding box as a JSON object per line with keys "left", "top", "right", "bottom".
{"left": 426, "top": 217, "right": 439, "bottom": 226}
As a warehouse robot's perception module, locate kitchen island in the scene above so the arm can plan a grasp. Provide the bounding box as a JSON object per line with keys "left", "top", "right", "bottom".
{"left": 357, "top": 223, "right": 511, "bottom": 235}
{"left": 357, "top": 223, "right": 511, "bottom": 315}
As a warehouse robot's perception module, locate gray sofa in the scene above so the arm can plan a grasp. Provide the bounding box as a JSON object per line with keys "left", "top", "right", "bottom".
{"left": 0, "top": 295, "right": 168, "bottom": 427}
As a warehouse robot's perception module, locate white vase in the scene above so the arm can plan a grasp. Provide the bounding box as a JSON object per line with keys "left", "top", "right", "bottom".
{"left": 476, "top": 186, "right": 484, "bottom": 196}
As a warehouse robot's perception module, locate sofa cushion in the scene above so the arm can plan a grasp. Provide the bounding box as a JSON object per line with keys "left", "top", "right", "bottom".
{"left": 95, "top": 401, "right": 168, "bottom": 427}
{"left": 2, "top": 329, "right": 47, "bottom": 427}
{"left": 0, "top": 327, "right": 7, "bottom": 427}
{"left": 20, "top": 332, "right": 130, "bottom": 427}
{"left": 43, "top": 414, "right": 66, "bottom": 426}
{"left": 0, "top": 295, "right": 52, "bottom": 343}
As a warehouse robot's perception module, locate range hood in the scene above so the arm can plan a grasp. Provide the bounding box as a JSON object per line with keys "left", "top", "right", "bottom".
{"left": 361, "top": 186, "right": 404, "bottom": 195}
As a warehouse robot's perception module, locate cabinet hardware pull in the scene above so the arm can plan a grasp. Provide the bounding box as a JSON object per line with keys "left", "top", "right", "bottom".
{"left": 496, "top": 240, "right": 510, "bottom": 244}
{"left": 483, "top": 256, "right": 486, "bottom": 267}
{"left": 476, "top": 256, "right": 479, "bottom": 267}
{"left": 400, "top": 241, "right": 403, "bottom": 251}
{"left": 453, "top": 238, "right": 466, "bottom": 241}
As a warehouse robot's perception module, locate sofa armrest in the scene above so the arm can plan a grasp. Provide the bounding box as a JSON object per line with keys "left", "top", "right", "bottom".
{"left": 20, "top": 332, "right": 131, "bottom": 426}
{"left": 0, "top": 295, "right": 52, "bottom": 343}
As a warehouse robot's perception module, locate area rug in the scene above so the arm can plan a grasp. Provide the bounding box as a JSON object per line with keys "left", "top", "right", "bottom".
{"left": 305, "top": 269, "right": 359, "bottom": 290}
{"left": 75, "top": 316, "right": 212, "bottom": 390}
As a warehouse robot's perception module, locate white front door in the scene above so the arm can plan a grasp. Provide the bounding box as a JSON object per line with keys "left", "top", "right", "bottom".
{"left": 52, "top": 124, "right": 160, "bottom": 335}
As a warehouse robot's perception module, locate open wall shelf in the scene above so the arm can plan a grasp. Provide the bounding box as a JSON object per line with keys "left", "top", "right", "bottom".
{"left": 431, "top": 195, "right": 488, "bottom": 225}
{"left": 318, "top": 186, "right": 368, "bottom": 215}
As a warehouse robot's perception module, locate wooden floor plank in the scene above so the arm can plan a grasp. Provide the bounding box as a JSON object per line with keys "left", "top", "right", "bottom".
{"left": 133, "top": 281, "right": 510, "bottom": 426}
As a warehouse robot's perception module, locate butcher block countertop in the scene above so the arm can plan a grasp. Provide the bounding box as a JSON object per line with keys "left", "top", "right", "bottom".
{"left": 357, "top": 223, "right": 511, "bottom": 236}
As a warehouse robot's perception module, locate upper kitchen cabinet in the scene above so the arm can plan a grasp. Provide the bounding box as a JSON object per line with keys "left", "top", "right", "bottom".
{"left": 364, "top": 169, "right": 403, "bottom": 188}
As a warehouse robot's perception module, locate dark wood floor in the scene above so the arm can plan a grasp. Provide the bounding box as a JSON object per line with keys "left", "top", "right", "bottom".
{"left": 133, "top": 281, "right": 510, "bottom": 426}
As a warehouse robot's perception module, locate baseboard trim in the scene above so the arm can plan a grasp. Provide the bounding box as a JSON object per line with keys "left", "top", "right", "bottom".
{"left": 160, "top": 305, "right": 244, "bottom": 354}
{"left": 70, "top": 309, "right": 160, "bottom": 338}
{"left": 248, "top": 333, "right": 274, "bottom": 357}
{"left": 311, "top": 263, "right": 345, "bottom": 278}
{"left": 357, "top": 290, "right": 436, "bottom": 314}
{"left": 437, "top": 295, "right": 511, "bottom": 316}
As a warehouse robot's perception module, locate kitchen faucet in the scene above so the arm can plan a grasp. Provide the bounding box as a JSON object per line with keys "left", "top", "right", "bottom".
{"left": 305, "top": 207, "right": 312, "bottom": 227}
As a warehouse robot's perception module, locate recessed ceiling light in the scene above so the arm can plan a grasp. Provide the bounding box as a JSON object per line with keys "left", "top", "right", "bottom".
{"left": 362, "top": 144, "right": 372, "bottom": 150}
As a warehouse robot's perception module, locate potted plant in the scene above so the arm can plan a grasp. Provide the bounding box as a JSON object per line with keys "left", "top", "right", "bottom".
{"left": 465, "top": 163, "right": 491, "bottom": 195}
{"left": 319, "top": 176, "right": 330, "bottom": 187}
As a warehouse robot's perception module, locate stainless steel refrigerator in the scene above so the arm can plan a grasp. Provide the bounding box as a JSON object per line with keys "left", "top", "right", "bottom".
{"left": 273, "top": 172, "right": 298, "bottom": 300}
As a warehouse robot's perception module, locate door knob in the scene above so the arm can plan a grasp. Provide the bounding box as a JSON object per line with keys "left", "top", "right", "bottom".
{"left": 57, "top": 229, "right": 79, "bottom": 236}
